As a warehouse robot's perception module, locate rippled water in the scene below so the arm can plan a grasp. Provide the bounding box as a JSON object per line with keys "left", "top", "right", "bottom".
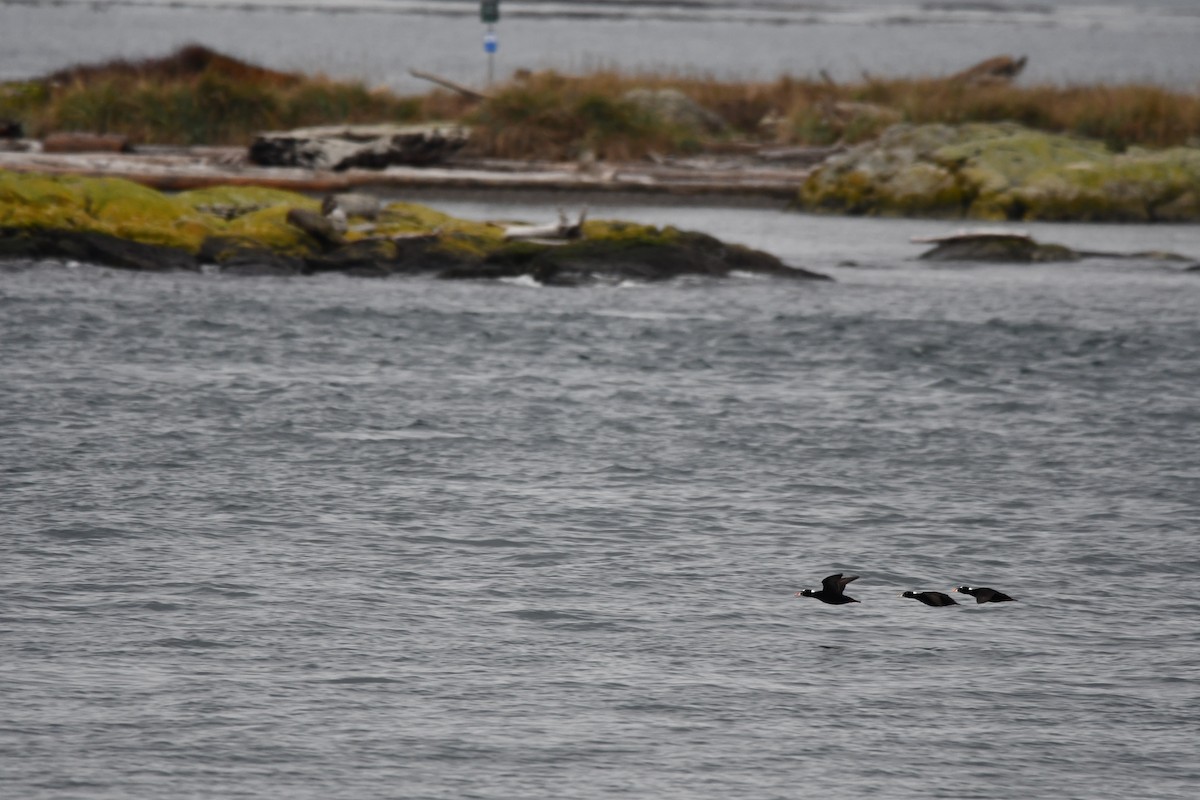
{"left": 2, "top": 206, "right": 1198, "bottom": 799}
{"left": 4, "top": 0, "right": 1200, "bottom": 88}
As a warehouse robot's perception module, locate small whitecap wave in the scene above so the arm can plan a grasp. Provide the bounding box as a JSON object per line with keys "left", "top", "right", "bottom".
{"left": 499, "top": 274, "right": 544, "bottom": 288}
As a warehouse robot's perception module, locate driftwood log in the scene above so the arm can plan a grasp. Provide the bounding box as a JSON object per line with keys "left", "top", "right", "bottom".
{"left": 408, "top": 69, "right": 491, "bottom": 101}
{"left": 950, "top": 55, "right": 1027, "bottom": 85}
{"left": 248, "top": 124, "right": 470, "bottom": 171}
{"left": 42, "top": 132, "right": 132, "bottom": 154}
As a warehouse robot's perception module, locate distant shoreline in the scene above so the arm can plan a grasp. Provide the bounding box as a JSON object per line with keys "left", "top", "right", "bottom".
{"left": 4, "top": 2, "right": 1200, "bottom": 91}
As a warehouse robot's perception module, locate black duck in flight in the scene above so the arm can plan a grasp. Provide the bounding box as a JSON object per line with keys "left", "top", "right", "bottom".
{"left": 900, "top": 590, "right": 958, "bottom": 606}
{"left": 952, "top": 585, "right": 1016, "bottom": 603}
{"left": 796, "top": 573, "right": 860, "bottom": 605}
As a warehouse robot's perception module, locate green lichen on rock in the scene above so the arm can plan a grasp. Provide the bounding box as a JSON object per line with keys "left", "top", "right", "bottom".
{"left": 797, "top": 122, "right": 1200, "bottom": 222}
{"left": 176, "top": 185, "right": 320, "bottom": 219}
{"left": 0, "top": 168, "right": 824, "bottom": 283}
{"left": 0, "top": 170, "right": 92, "bottom": 230}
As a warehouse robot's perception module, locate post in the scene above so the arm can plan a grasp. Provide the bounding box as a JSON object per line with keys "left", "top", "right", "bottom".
{"left": 481, "top": 0, "right": 500, "bottom": 87}
{"left": 484, "top": 27, "right": 497, "bottom": 87}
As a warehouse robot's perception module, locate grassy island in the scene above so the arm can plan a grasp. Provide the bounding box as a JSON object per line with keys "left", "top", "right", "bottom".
{"left": 0, "top": 169, "right": 827, "bottom": 283}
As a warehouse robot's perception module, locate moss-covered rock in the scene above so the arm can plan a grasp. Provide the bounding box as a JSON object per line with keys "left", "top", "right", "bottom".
{"left": 797, "top": 123, "right": 1200, "bottom": 222}
{"left": 0, "top": 168, "right": 827, "bottom": 282}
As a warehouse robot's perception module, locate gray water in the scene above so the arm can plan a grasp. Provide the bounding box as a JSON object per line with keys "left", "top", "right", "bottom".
{"left": 4, "top": 0, "right": 1200, "bottom": 89}
{"left": 2, "top": 205, "right": 1199, "bottom": 799}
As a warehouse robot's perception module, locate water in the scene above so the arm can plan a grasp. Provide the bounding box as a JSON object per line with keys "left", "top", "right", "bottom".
{"left": 4, "top": 0, "right": 1200, "bottom": 89}
{"left": 2, "top": 204, "right": 1199, "bottom": 798}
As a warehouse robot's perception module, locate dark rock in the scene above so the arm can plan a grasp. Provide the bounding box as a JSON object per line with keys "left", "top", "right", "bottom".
{"left": 915, "top": 230, "right": 1196, "bottom": 264}
{"left": 447, "top": 232, "right": 830, "bottom": 285}
{"left": 391, "top": 239, "right": 475, "bottom": 275}
{"left": 198, "top": 236, "right": 305, "bottom": 275}
{"left": 303, "top": 239, "right": 399, "bottom": 274}
{"left": 1, "top": 227, "right": 196, "bottom": 270}
{"left": 918, "top": 234, "right": 1079, "bottom": 263}
{"left": 0, "top": 120, "right": 22, "bottom": 139}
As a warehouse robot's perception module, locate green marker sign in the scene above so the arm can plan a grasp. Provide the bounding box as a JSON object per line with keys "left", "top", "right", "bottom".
{"left": 481, "top": 0, "right": 499, "bottom": 24}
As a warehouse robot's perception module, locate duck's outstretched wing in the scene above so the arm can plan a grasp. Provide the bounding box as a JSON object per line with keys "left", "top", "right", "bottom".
{"left": 821, "top": 573, "right": 859, "bottom": 594}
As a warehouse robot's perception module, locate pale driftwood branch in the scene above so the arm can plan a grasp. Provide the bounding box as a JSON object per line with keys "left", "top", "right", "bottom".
{"left": 408, "top": 69, "right": 491, "bottom": 101}
{"left": 949, "top": 55, "right": 1027, "bottom": 86}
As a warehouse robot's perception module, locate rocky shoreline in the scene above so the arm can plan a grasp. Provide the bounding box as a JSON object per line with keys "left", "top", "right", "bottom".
{"left": 5, "top": 120, "right": 1199, "bottom": 222}
{"left": 0, "top": 169, "right": 829, "bottom": 285}
{"left": 798, "top": 122, "right": 1200, "bottom": 222}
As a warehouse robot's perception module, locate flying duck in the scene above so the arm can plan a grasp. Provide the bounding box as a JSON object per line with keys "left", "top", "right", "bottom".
{"left": 900, "top": 590, "right": 958, "bottom": 606}
{"left": 952, "top": 586, "right": 1016, "bottom": 603}
{"left": 796, "top": 573, "right": 860, "bottom": 605}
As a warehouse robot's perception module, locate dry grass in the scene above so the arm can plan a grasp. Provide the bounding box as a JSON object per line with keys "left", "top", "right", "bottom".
{"left": 0, "top": 45, "right": 440, "bottom": 146}
{"left": 467, "top": 68, "right": 1200, "bottom": 158}
{"left": 3, "top": 46, "right": 1198, "bottom": 156}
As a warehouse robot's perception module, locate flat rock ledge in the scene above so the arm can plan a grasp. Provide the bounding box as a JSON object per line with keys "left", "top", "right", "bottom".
{"left": 0, "top": 170, "right": 829, "bottom": 286}
{"left": 913, "top": 229, "right": 1194, "bottom": 264}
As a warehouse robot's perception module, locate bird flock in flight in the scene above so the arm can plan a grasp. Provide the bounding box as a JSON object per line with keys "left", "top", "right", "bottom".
{"left": 796, "top": 574, "right": 1016, "bottom": 606}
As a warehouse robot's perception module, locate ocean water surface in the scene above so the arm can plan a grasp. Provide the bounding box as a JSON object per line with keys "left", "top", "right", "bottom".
{"left": 3, "top": 0, "right": 1200, "bottom": 88}
{"left": 2, "top": 206, "right": 1199, "bottom": 798}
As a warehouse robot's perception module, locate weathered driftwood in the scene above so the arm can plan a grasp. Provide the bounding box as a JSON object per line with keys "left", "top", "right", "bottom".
{"left": 248, "top": 124, "right": 470, "bottom": 171}
{"left": 950, "top": 55, "right": 1027, "bottom": 85}
{"left": 754, "top": 144, "right": 847, "bottom": 165}
{"left": 408, "top": 69, "right": 491, "bottom": 101}
{"left": 42, "top": 132, "right": 131, "bottom": 154}
{"left": 0, "top": 148, "right": 811, "bottom": 199}
{"left": 503, "top": 209, "right": 588, "bottom": 242}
